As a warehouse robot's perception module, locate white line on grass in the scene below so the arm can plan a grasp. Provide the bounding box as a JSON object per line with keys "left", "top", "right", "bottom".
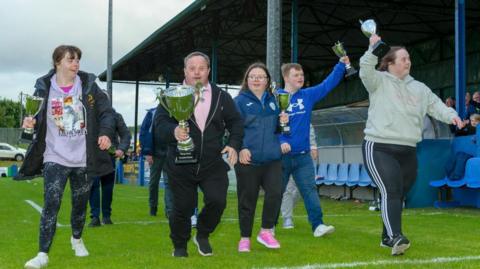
{"left": 25, "top": 200, "right": 67, "bottom": 227}
{"left": 258, "top": 255, "right": 480, "bottom": 269}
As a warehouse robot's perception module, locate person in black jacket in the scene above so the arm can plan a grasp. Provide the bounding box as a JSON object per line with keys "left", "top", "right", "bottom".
{"left": 19, "top": 45, "right": 115, "bottom": 269}
{"left": 88, "top": 110, "right": 131, "bottom": 227}
{"left": 155, "top": 51, "right": 243, "bottom": 257}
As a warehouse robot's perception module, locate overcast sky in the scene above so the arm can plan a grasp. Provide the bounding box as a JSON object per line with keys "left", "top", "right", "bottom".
{"left": 0, "top": 0, "right": 194, "bottom": 126}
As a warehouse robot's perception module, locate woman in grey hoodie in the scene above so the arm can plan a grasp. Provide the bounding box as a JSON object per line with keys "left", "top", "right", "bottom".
{"left": 359, "top": 34, "right": 464, "bottom": 256}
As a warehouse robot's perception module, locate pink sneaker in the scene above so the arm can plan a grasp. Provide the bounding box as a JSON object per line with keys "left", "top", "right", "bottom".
{"left": 238, "top": 238, "right": 251, "bottom": 252}
{"left": 257, "top": 230, "right": 280, "bottom": 249}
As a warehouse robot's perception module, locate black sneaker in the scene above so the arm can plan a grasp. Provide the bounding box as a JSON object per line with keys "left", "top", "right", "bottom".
{"left": 103, "top": 217, "right": 113, "bottom": 225}
{"left": 172, "top": 248, "right": 188, "bottom": 258}
{"left": 88, "top": 217, "right": 101, "bottom": 227}
{"left": 193, "top": 235, "right": 213, "bottom": 256}
{"left": 391, "top": 235, "right": 410, "bottom": 256}
{"left": 150, "top": 207, "right": 157, "bottom": 216}
{"left": 380, "top": 237, "right": 392, "bottom": 248}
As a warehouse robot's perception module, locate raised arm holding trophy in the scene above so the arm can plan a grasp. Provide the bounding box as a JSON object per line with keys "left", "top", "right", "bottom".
{"left": 21, "top": 94, "right": 44, "bottom": 141}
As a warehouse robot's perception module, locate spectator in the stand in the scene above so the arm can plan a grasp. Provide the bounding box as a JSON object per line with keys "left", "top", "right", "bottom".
{"left": 455, "top": 113, "right": 480, "bottom": 137}
{"left": 466, "top": 91, "right": 480, "bottom": 120}
{"left": 88, "top": 110, "right": 131, "bottom": 227}
{"left": 465, "top": 92, "right": 472, "bottom": 112}
{"left": 359, "top": 34, "right": 464, "bottom": 256}
{"left": 445, "top": 97, "right": 455, "bottom": 109}
{"left": 281, "top": 124, "right": 317, "bottom": 229}
{"left": 139, "top": 108, "right": 172, "bottom": 218}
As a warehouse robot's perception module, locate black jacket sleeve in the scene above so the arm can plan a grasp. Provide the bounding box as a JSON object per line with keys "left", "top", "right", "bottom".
{"left": 115, "top": 112, "right": 131, "bottom": 152}
{"left": 221, "top": 92, "right": 244, "bottom": 151}
{"left": 93, "top": 83, "right": 115, "bottom": 140}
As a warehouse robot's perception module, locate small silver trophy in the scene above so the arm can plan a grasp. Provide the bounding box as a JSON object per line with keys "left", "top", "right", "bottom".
{"left": 359, "top": 19, "right": 390, "bottom": 58}
{"left": 332, "top": 41, "right": 357, "bottom": 78}
{"left": 20, "top": 94, "right": 44, "bottom": 141}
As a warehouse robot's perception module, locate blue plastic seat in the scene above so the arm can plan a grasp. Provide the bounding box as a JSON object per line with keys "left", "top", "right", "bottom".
{"left": 430, "top": 176, "right": 449, "bottom": 187}
{"left": 346, "top": 163, "right": 361, "bottom": 187}
{"left": 463, "top": 158, "right": 480, "bottom": 188}
{"left": 315, "top": 163, "right": 328, "bottom": 185}
{"left": 447, "top": 157, "right": 480, "bottom": 188}
{"left": 323, "top": 163, "right": 338, "bottom": 185}
{"left": 358, "top": 164, "right": 373, "bottom": 187}
{"left": 334, "top": 163, "right": 349, "bottom": 186}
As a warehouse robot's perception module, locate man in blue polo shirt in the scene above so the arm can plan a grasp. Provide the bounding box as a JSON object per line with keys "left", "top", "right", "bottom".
{"left": 277, "top": 57, "right": 348, "bottom": 237}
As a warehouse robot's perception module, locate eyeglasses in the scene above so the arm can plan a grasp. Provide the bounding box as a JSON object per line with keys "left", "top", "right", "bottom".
{"left": 248, "top": 75, "right": 268, "bottom": 81}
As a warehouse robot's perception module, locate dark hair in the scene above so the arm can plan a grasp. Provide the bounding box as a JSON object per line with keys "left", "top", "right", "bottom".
{"left": 281, "top": 63, "right": 303, "bottom": 78}
{"left": 184, "top": 51, "right": 210, "bottom": 68}
{"left": 52, "top": 45, "right": 82, "bottom": 71}
{"left": 377, "top": 46, "right": 406, "bottom": 71}
{"left": 240, "top": 62, "right": 272, "bottom": 93}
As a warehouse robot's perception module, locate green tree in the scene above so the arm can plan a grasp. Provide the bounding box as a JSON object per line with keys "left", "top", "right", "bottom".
{"left": 0, "top": 98, "right": 23, "bottom": 128}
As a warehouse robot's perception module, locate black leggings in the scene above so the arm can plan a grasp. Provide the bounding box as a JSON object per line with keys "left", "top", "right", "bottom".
{"left": 362, "top": 140, "right": 417, "bottom": 240}
{"left": 39, "top": 162, "right": 91, "bottom": 253}
{"left": 235, "top": 160, "right": 283, "bottom": 237}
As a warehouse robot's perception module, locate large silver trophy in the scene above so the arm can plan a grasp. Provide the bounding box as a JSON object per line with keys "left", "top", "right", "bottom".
{"left": 359, "top": 19, "right": 390, "bottom": 59}
{"left": 273, "top": 82, "right": 291, "bottom": 135}
{"left": 157, "top": 82, "right": 203, "bottom": 164}
{"left": 20, "top": 94, "right": 44, "bottom": 141}
{"left": 332, "top": 41, "right": 357, "bottom": 78}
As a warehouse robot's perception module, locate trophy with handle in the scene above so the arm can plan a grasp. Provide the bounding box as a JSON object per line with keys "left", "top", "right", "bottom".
{"left": 359, "top": 19, "right": 390, "bottom": 59}
{"left": 274, "top": 85, "right": 291, "bottom": 135}
{"left": 332, "top": 41, "right": 358, "bottom": 78}
{"left": 20, "top": 94, "right": 44, "bottom": 141}
{"left": 157, "top": 83, "right": 203, "bottom": 164}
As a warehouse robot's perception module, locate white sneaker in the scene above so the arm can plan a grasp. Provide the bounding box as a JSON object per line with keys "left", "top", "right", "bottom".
{"left": 313, "top": 224, "right": 335, "bottom": 237}
{"left": 191, "top": 214, "right": 197, "bottom": 228}
{"left": 283, "top": 218, "right": 294, "bottom": 229}
{"left": 24, "top": 252, "right": 48, "bottom": 269}
{"left": 71, "top": 236, "right": 89, "bottom": 257}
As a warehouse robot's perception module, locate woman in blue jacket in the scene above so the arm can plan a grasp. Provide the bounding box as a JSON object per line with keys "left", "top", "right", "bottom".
{"left": 234, "top": 63, "right": 287, "bottom": 252}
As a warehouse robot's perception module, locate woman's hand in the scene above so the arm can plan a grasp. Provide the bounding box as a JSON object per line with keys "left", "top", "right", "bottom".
{"left": 239, "top": 148, "right": 252, "bottom": 165}
{"left": 452, "top": 116, "right": 465, "bottom": 129}
{"left": 279, "top": 112, "right": 289, "bottom": 124}
{"left": 98, "top": 136, "right": 111, "bottom": 150}
{"left": 369, "top": 34, "right": 381, "bottom": 48}
{"left": 22, "top": 117, "right": 36, "bottom": 129}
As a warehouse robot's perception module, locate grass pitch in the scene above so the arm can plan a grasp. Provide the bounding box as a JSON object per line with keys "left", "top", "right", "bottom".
{"left": 1, "top": 177, "right": 479, "bottom": 269}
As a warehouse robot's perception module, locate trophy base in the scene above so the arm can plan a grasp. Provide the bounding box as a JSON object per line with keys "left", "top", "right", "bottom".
{"left": 372, "top": 41, "right": 390, "bottom": 59}
{"left": 281, "top": 125, "right": 291, "bottom": 135}
{"left": 345, "top": 66, "right": 358, "bottom": 78}
{"left": 175, "top": 150, "right": 198, "bottom": 164}
{"left": 20, "top": 131, "right": 34, "bottom": 142}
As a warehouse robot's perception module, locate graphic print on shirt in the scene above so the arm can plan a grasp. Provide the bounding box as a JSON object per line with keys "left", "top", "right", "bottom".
{"left": 287, "top": 98, "right": 305, "bottom": 113}
{"left": 51, "top": 95, "right": 86, "bottom": 137}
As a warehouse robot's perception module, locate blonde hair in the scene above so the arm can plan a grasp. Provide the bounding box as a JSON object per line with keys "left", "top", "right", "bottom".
{"left": 469, "top": 113, "right": 480, "bottom": 122}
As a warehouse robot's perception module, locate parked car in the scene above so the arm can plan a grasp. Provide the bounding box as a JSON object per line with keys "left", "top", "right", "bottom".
{"left": 0, "top": 143, "right": 27, "bottom": 161}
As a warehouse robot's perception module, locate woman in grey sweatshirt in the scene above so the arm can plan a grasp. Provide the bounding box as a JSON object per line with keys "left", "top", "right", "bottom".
{"left": 359, "top": 34, "right": 464, "bottom": 256}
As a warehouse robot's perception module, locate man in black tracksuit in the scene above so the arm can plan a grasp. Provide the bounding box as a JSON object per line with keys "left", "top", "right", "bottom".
{"left": 155, "top": 51, "right": 243, "bottom": 257}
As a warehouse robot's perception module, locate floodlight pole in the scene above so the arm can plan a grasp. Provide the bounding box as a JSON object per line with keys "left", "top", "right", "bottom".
{"left": 107, "top": 0, "right": 113, "bottom": 105}
{"left": 267, "top": 0, "right": 282, "bottom": 85}
{"left": 455, "top": 0, "right": 466, "bottom": 118}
